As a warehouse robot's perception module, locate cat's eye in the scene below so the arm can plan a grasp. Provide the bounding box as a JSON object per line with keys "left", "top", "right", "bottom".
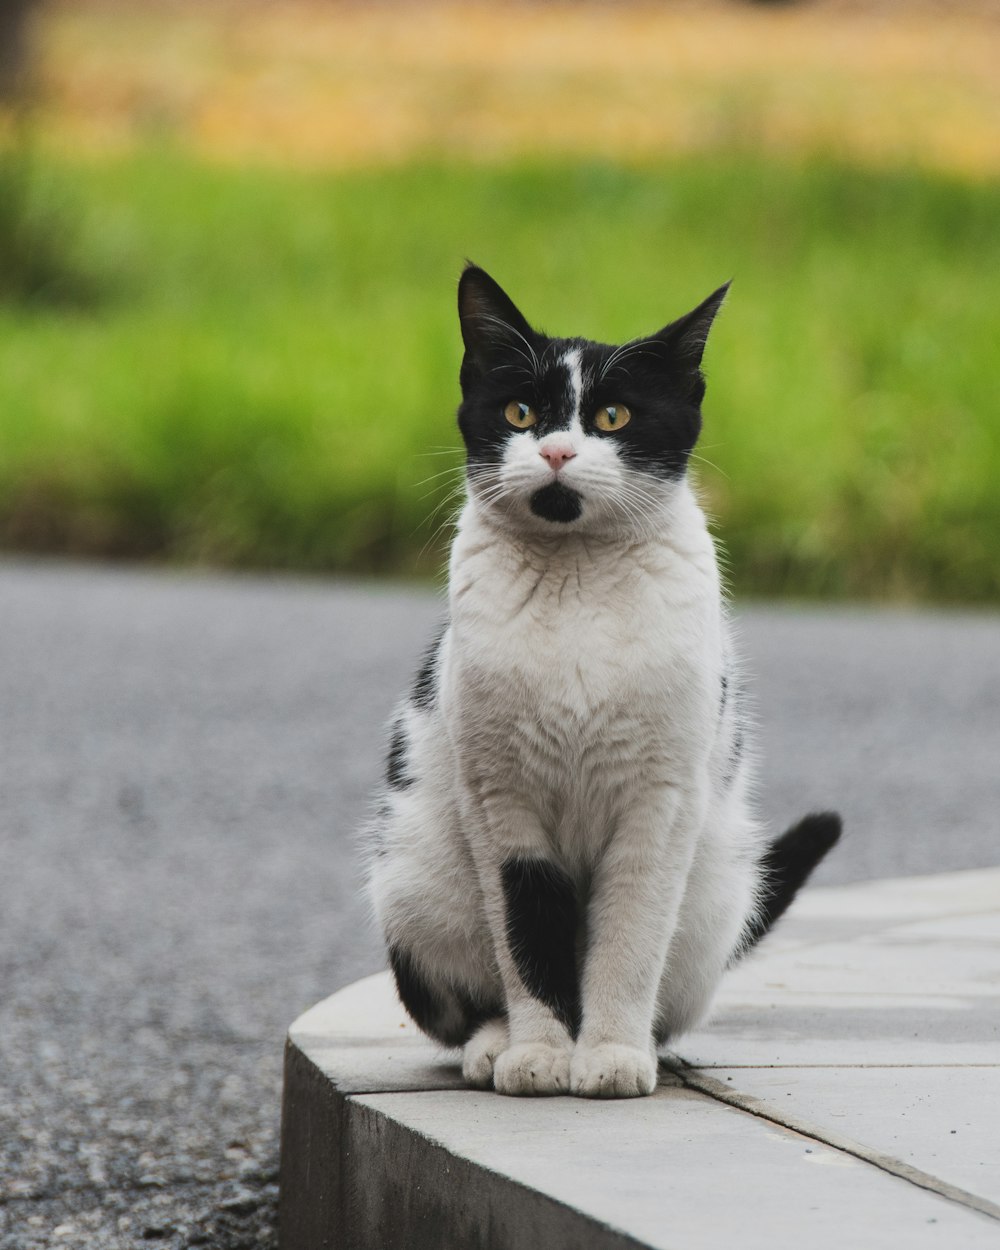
{"left": 594, "top": 404, "right": 631, "bottom": 432}
{"left": 504, "top": 401, "right": 538, "bottom": 429}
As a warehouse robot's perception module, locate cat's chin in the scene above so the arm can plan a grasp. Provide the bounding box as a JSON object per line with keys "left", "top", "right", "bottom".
{"left": 529, "top": 482, "right": 583, "bottom": 524}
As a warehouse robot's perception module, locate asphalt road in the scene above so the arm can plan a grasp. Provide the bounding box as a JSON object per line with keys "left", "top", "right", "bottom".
{"left": 1, "top": 560, "right": 997, "bottom": 1249}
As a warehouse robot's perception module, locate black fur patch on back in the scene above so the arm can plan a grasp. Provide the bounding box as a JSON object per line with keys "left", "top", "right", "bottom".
{"left": 385, "top": 721, "right": 413, "bottom": 790}
{"left": 411, "top": 627, "right": 445, "bottom": 711}
{"left": 388, "top": 944, "right": 501, "bottom": 1047}
{"left": 501, "top": 857, "right": 581, "bottom": 1037}
{"left": 742, "top": 812, "right": 843, "bottom": 951}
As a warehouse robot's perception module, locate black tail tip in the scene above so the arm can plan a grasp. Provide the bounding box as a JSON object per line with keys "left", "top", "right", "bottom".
{"left": 779, "top": 810, "right": 843, "bottom": 859}
{"left": 743, "top": 810, "right": 843, "bottom": 952}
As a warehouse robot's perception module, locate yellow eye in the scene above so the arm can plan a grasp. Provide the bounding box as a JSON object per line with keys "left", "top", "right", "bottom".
{"left": 594, "top": 404, "right": 632, "bottom": 432}
{"left": 504, "top": 401, "right": 538, "bottom": 429}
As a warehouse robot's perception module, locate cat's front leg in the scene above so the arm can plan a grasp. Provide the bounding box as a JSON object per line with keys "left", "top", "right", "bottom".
{"left": 466, "top": 815, "right": 581, "bottom": 1096}
{"left": 571, "top": 786, "right": 700, "bottom": 1099}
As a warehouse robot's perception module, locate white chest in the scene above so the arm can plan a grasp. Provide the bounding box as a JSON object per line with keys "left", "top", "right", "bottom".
{"left": 443, "top": 513, "right": 723, "bottom": 816}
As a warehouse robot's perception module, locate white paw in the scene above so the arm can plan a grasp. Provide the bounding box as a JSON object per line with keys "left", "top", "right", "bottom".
{"left": 570, "top": 1044, "right": 657, "bottom": 1099}
{"left": 462, "top": 1018, "right": 509, "bottom": 1090}
{"left": 493, "top": 1043, "right": 571, "bottom": 1096}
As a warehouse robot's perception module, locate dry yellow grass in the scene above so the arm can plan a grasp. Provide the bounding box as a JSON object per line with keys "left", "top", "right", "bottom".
{"left": 28, "top": 0, "right": 1000, "bottom": 175}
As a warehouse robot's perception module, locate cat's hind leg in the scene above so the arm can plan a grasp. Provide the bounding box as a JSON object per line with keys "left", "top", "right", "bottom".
{"left": 653, "top": 813, "right": 761, "bottom": 1046}
{"left": 462, "top": 1017, "right": 510, "bottom": 1089}
{"left": 369, "top": 791, "right": 503, "bottom": 1050}
{"left": 387, "top": 943, "right": 500, "bottom": 1048}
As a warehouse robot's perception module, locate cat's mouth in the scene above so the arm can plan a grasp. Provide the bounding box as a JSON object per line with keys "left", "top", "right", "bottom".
{"left": 529, "top": 482, "right": 583, "bottom": 524}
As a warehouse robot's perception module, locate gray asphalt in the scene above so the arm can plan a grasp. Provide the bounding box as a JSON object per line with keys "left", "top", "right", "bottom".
{"left": 1, "top": 560, "right": 997, "bottom": 1249}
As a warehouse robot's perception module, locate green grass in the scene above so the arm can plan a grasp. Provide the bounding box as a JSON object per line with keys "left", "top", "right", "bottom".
{"left": 0, "top": 144, "right": 101, "bottom": 307}
{"left": 1, "top": 149, "right": 999, "bottom": 600}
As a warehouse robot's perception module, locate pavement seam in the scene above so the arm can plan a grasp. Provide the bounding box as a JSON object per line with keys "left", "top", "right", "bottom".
{"left": 721, "top": 990, "right": 996, "bottom": 999}
{"left": 690, "top": 1062, "right": 1000, "bottom": 1069}
{"left": 666, "top": 1062, "right": 1000, "bottom": 1224}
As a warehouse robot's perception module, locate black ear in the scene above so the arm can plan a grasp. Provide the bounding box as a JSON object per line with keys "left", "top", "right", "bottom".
{"left": 651, "top": 282, "right": 731, "bottom": 370}
{"left": 458, "top": 264, "right": 537, "bottom": 370}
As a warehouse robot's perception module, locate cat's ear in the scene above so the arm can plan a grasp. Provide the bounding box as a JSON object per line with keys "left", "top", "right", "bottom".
{"left": 650, "top": 282, "right": 731, "bottom": 370}
{"left": 637, "top": 282, "right": 730, "bottom": 404}
{"left": 458, "top": 264, "right": 537, "bottom": 373}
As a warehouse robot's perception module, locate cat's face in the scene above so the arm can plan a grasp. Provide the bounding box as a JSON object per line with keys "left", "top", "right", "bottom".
{"left": 456, "top": 265, "right": 728, "bottom": 538}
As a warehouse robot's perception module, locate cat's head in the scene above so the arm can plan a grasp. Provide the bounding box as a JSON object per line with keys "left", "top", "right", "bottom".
{"left": 456, "top": 264, "right": 728, "bottom": 538}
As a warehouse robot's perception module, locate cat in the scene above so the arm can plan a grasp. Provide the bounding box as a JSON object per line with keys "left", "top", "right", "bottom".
{"left": 366, "top": 264, "right": 840, "bottom": 1098}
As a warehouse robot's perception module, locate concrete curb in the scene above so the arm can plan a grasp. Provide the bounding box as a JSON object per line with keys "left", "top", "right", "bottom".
{"left": 280, "top": 867, "right": 1000, "bottom": 1249}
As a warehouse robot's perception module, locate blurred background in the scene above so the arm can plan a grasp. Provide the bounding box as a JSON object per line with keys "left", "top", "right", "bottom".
{"left": 1, "top": 0, "right": 999, "bottom": 600}
{"left": 3, "top": 9, "right": 999, "bottom": 1247}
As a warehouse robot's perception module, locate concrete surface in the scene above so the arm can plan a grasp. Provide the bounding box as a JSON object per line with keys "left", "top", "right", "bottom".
{"left": 281, "top": 868, "right": 1000, "bottom": 1250}
{"left": 1, "top": 558, "right": 998, "bottom": 1249}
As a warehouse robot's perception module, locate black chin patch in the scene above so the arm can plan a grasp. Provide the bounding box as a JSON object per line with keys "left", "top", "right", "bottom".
{"left": 529, "top": 482, "right": 582, "bottom": 524}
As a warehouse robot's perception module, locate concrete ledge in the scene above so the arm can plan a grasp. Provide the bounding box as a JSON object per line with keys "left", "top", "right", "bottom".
{"left": 280, "top": 868, "right": 1000, "bottom": 1249}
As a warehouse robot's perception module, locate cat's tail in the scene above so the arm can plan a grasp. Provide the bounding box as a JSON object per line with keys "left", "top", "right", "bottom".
{"left": 742, "top": 812, "right": 842, "bottom": 952}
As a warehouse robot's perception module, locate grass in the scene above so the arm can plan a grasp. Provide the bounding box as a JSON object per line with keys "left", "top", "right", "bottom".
{"left": 1, "top": 149, "right": 999, "bottom": 600}
{"left": 0, "top": 143, "right": 99, "bottom": 307}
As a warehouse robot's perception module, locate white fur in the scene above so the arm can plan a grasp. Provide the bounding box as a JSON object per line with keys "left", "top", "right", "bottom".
{"left": 369, "top": 426, "right": 763, "bottom": 1098}
{"left": 562, "top": 347, "right": 583, "bottom": 423}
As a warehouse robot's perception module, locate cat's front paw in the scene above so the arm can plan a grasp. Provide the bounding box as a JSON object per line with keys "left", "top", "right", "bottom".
{"left": 493, "top": 1043, "right": 571, "bottom": 1096}
{"left": 570, "top": 1044, "right": 657, "bottom": 1099}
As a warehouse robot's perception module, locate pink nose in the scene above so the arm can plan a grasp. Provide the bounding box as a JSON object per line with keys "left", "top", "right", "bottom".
{"left": 539, "top": 443, "right": 577, "bottom": 473}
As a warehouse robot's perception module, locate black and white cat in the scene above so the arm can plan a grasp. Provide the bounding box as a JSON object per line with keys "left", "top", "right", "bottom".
{"left": 367, "top": 265, "right": 840, "bottom": 1098}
